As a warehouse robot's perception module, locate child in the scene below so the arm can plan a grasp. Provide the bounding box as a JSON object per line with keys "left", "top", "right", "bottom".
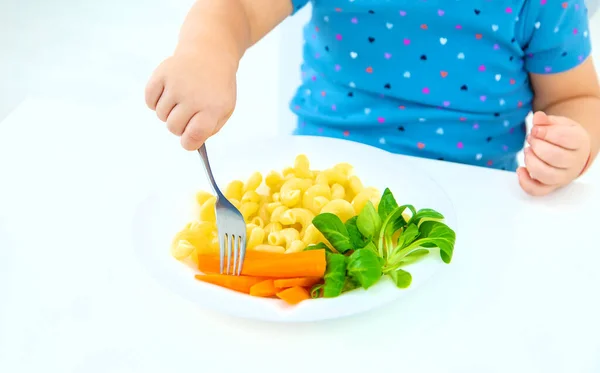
{"left": 145, "top": 0, "right": 600, "bottom": 196}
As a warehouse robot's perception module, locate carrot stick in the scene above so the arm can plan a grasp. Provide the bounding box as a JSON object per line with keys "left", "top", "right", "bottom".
{"left": 194, "top": 274, "right": 265, "bottom": 293}
{"left": 249, "top": 279, "right": 277, "bottom": 297}
{"left": 274, "top": 277, "right": 322, "bottom": 289}
{"left": 197, "top": 249, "right": 326, "bottom": 278}
{"left": 276, "top": 286, "right": 310, "bottom": 305}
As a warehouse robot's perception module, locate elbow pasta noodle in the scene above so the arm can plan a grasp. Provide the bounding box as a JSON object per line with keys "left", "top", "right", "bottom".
{"left": 265, "top": 171, "right": 284, "bottom": 192}
{"left": 241, "top": 190, "right": 261, "bottom": 204}
{"left": 330, "top": 183, "right": 346, "bottom": 200}
{"left": 333, "top": 162, "right": 354, "bottom": 177}
{"left": 224, "top": 180, "right": 244, "bottom": 201}
{"left": 286, "top": 240, "right": 306, "bottom": 254}
{"left": 196, "top": 191, "right": 213, "bottom": 206}
{"left": 321, "top": 199, "right": 356, "bottom": 223}
{"left": 198, "top": 196, "right": 217, "bottom": 222}
{"left": 264, "top": 222, "right": 283, "bottom": 234}
{"left": 171, "top": 154, "right": 382, "bottom": 261}
{"left": 244, "top": 172, "right": 263, "bottom": 193}
{"left": 247, "top": 226, "right": 266, "bottom": 250}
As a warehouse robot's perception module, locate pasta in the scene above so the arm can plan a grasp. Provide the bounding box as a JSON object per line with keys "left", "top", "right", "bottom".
{"left": 171, "top": 154, "right": 381, "bottom": 262}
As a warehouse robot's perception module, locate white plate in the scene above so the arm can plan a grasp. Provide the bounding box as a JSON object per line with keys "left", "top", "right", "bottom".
{"left": 132, "top": 136, "right": 457, "bottom": 322}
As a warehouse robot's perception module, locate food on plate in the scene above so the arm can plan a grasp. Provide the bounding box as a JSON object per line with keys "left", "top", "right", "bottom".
{"left": 249, "top": 279, "right": 278, "bottom": 297}
{"left": 172, "top": 154, "right": 456, "bottom": 305}
{"left": 276, "top": 286, "right": 311, "bottom": 305}
{"left": 196, "top": 249, "right": 327, "bottom": 278}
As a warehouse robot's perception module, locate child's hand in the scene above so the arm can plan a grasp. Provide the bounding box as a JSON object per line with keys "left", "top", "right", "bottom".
{"left": 517, "top": 111, "right": 591, "bottom": 196}
{"left": 144, "top": 46, "right": 238, "bottom": 150}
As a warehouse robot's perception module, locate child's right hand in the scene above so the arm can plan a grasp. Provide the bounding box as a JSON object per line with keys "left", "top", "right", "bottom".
{"left": 145, "top": 46, "right": 238, "bottom": 150}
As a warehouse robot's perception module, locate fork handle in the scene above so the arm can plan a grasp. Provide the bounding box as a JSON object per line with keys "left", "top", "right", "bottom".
{"left": 197, "top": 143, "right": 223, "bottom": 197}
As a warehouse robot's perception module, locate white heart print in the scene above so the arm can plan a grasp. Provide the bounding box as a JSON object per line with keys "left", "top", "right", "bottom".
{"left": 349, "top": 82, "right": 356, "bottom": 88}
{"left": 499, "top": 99, "right": 506, "bottom": 106}
{"left": 492, "top": 24, "right": 499, "bottom": 32}
{"left": 324, "top": 16, "right": 329, "bottom": 22}
{"left": 436, "top": 128, "right": 444, "bottom": 135}
{"left": 476, "top": 154, "right": 483, "bottom": 161}
{"left": 503, "top": 120, "right": 510, "bottom": 127}
{"left": 403, "top": 71, "right": 411, "bottom": 78}
{"left": 440, "top": 37, "right": 448, "bottom": 45}
{"left": 535, "top": 22, "right": 541, "bottom": 29}
{"left": 350, "top": 51, "right": 358, "bottom": 59}
{"left": 495, "top": 74, "right": 501, "bottom": 81}
{"left": 364, "top": 108, "right": 371, "bottom": 115}
{"left": 457, "top": 52, "right": 465, "bottom": 60}
{"left": 379, "top": 137, "right": 386, "bottom": 144}
{"left": 386, "top": 23, "right": 393, "bottom": 29}
{"left": 419, "top": 118, "right": 426, "bottom": 122}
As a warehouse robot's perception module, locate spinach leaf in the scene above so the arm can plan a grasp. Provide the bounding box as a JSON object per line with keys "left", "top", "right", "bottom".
{"left": 408, "top": 208, "right": 445, "bottom": 227}
{"left": 388, "top": 269, "right": 412, "bottom": 289}
{"left": 400, "top": 221, "right": 456, "bottom": 263}
{"left": 377, "top": 205, "right": 413, "bottom": 257}
{"left": 313, "top": 213, "right": 353, "bottom": 253}
{"left": 323, "top": 253, "right": 347, "bottom": 298}
{"left": 347, "top": 249, "right": 383, "bottom": 289}
{"left": 378, "top": 188, "right": 398, "bottom": 221}
{"left": 396, "top": 223, "right": 420, "bottom": 250}
{"left": 362, "top": 241, "right": 378, "bottom": 256}
{"left": 357, "top": 201, "right": 381, "bottom": 239}
{"left": 305, "top": 242, "right": 333, "bottom": 253}
{"left": 345, "top": 216, "right": 369, "bottom": 249}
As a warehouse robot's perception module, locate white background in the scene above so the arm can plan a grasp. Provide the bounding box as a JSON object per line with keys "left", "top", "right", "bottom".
{"left": 2, "top": 2, "right": 600, "bottom": 372}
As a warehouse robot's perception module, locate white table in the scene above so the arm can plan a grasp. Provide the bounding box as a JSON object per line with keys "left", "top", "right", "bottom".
{"left": 1, "top": 97, "right": 599, "bottom": 373}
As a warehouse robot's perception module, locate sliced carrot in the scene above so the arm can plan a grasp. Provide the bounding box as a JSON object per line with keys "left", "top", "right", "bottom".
{"left": 197, "top": 249, "right": 326, "bottom": 278}
{"left": 249, "top": 279, "right": 277, "bottom": 297}
{"left": 194, "top": 274, "right": 265, "bottom": 293}
{"left": 276, "top": 286, "right": 310, "bottom": 305}
{"left": 274, "top": 277, "right": 322, "bottom": 289}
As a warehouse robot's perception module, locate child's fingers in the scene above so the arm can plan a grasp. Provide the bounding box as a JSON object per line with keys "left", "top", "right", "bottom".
{"left": 517, "top": 167, "right": 555, "bottom": 197}
{"left": 145, "top": 75, "right": 164, "bottom": 110}
{"left": 523, "top": 147, "right": 568, "bottom": 186}
{"left": 166, "top": 104, "right": 197, "bottom": 136}
{"left": 527, "top": 135, "right": 576, "bottom": 169}
{"left": 180, "top": 111, "right": 219, "bottom": 151}
{"left": 531, "top": 124, "right": 582, "bottom": 150}
{"left": 155, "top": 92, "right": 177, "bottom": 122}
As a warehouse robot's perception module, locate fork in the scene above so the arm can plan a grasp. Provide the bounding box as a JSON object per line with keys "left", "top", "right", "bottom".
{"left": 197, "top": 143, "right": 247, "bottom": 275}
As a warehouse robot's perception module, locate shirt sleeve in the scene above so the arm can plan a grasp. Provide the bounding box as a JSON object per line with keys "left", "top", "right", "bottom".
{"left": 290, "top": 0, "right": 309, "bottom": 15}
{"left": 524, "top": 0, "right": 592, "bottom": 74}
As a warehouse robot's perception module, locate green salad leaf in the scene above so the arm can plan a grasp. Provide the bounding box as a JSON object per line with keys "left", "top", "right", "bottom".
{"left": 312, "top": 213, "right": 353, "bottom": 253}
{"left": 408, "top": 208, "right": 445, "bottom": 227}
{"left": 323, "top": 253, "right": 347, "bottom": 297}
{"left": 305, "top": 242, "right": 333, "bottom": 253}
{"left": 347, "top": 249, "right": 383, "bottom": 289}
{"left": 345, "top": 216, "right": 369, "bottom": 249}
{"left": 357, "top": 201, "right": 381, "bottom": 239}
{"left": 308, "top": 186, "right": 456, "bottom": 299}
{"left": 378, "top": 188, "right": 398, "bottom": 221}
{"left": 388, "top": 269, "right": 412, "bottom": 289}
{"left": 395, "top": 223, "right": 420, "bottom": 250}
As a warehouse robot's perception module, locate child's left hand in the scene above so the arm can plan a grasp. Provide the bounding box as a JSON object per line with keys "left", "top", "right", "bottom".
{"left": 517, "top": 111, "right": 591, "bottom": 196}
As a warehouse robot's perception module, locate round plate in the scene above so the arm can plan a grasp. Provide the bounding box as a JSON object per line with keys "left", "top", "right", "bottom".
{"left": 132, "top": 136, "right": 457, "bottom": 322}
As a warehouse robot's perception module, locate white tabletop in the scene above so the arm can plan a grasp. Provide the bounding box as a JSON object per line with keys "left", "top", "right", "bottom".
{"left": 1, "top": 97, "right": 599, "bottom": 373}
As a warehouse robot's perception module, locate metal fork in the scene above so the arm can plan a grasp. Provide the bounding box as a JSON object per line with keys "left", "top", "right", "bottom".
{"left": 197, "top": 143, "right": 247, "bottom": 275}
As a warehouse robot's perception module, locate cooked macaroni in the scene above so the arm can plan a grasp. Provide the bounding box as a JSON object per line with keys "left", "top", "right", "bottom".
{"left": 171, "top": 154, "right": 381, "bottom": 261}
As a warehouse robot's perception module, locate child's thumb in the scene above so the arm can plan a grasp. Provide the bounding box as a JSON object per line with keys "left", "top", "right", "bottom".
{"left": 532, "top": 111, "right": 551, "bottom": 126}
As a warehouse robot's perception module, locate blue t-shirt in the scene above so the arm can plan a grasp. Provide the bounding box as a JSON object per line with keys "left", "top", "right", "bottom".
{"left": 289, "top": 0, "right": 592, "bottom": 170}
